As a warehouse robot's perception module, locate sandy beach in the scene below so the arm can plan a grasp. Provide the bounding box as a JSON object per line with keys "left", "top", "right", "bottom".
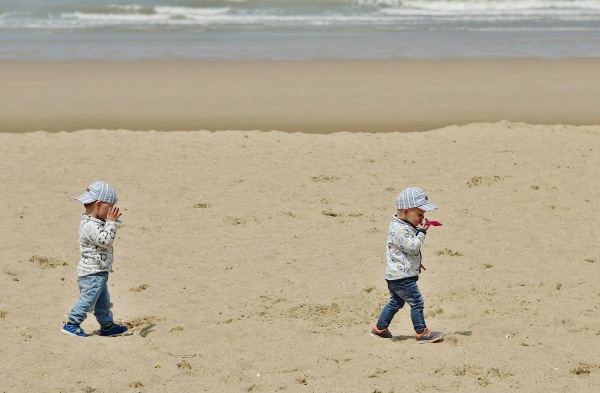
{"left": 1, "top": 121, "right": 599, "bottom": 391}
{"left": 1, "top": 57, "right": 600, "bottom": 392}
{"left": 1, "top": 59, "right": 600, "bottom": 133}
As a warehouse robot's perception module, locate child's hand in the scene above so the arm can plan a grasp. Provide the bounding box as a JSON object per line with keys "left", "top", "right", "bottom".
{"left": 419, "top": 220, "right": 431, "bottom": 230}
{"left": 107, "top": 206, "right": 122, "bottom": 222}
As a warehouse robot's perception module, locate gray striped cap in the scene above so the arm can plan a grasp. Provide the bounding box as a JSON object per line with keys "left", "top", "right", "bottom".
{"left": 395, "top": 187, "right": 437, "bottom": 211}
{"left": 75, "top": 181, "right": 118, "bottom": 204}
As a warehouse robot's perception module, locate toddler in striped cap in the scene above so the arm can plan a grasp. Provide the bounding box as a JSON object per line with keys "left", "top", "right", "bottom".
{"left": 371, "top": 187, "right": 444, "bottom": 343}
{"left": 61, "top": 181, "right": 129, "bottom": 338}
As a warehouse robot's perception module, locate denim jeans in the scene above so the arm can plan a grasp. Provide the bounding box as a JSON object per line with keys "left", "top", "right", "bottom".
{"left": 67, "top": 272, "right": 114, "bottom": 329}
{"left": 376, "top": 276, "right": 426, "bottom": 334}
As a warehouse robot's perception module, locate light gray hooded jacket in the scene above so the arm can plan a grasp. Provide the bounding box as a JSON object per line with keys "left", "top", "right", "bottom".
{"left": 385, "top": 215, "right": 427, "bottom": 280}
{"left": 76, "top": 215, "right": 117, "bottom": 277}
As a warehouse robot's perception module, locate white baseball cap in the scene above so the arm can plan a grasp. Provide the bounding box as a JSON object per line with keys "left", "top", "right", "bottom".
{"left": 395, "top": 187, "right": 437, "bottom": 211}
{"left": 75, "top": 181, "right": 118, "bottom": 204}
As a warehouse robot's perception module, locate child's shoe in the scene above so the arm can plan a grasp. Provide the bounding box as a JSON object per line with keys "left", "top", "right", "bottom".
{"left": 61, "top": 323, "right": 90, "bottom": 337}
{"left": 415, "top": 327, "right": 444, "bottom": 343}
{"left": 100, "top": 323, "right": 129, "bottom": 337}
{"left": 370, "top": 326, "right": 393, "bottom": 339}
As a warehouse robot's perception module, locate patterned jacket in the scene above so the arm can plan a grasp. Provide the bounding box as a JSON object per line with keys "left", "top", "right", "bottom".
{"left": 385, "top": 215, "right": 426, "bottom": 280}
{"left": 76, "top": 215, "right": 117, "bottom": 277}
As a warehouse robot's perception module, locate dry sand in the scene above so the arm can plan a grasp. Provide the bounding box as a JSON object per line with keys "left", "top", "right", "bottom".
{"left": 1, "top": 122, "right": 599, "bottom": 392}
{"left": 1, "top": 59, "right": 600, "bottom": 133}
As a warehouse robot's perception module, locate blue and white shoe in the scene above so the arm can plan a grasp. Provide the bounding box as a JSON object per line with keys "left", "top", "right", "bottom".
{"left": 100, "top": 323, "right": 129, "bottom": 337}
{"left": 61, "top": 323, "right": 90, "bottom": 337}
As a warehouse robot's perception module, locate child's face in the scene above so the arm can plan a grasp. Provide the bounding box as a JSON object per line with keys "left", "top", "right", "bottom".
{"left": 94, "top": 201, "right": 114, "bottom": 221}
{"left": 399, "top": 207, "right": 426, "bottom": 227}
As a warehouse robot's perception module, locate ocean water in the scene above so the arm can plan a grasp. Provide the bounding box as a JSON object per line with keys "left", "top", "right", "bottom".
{"left": 1, "top": 0, "right": 600, "bottom": 60}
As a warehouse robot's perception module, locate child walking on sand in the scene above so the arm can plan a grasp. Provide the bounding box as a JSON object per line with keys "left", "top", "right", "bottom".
{"left": 61, "top": 181, "right": 129, "bottom": 337}
{"left": 371, "top": 187, "right": 444, "bottom": 343}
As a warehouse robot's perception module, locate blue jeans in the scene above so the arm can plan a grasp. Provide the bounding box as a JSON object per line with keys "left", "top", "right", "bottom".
{"left": 376, "top": 277, "right": 426, "bottom": 334}
{"left": 67, "top": 272, "right": 114, "bottom": 329}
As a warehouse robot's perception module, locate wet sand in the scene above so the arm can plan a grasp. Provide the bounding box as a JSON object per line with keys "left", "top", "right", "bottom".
{"left": 1, "top": 59, "right": 599, "bottom": 133}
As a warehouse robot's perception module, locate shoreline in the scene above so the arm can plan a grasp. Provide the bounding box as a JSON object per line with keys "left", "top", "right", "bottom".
{"left": 2, "top": 58, "right": 600, "bottom": 133}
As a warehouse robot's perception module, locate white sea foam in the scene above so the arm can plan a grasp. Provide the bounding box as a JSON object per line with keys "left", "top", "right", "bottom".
{"left": 59, "top": 10, "right": 386, "bottom": 27}
{"left": 153, "top": 6, "right": 232, "bottom": 17}
{"left": 357, "top": 0, "right": 600, "bottom": 11}
{"left": 1, "top": 1, "right": 600, "bottom": 30}
{"left": 67, "top": 12, "right": 168, "bottom": 23}
{"left": 106, "top": 5, "right": 144, "bottom": 13}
